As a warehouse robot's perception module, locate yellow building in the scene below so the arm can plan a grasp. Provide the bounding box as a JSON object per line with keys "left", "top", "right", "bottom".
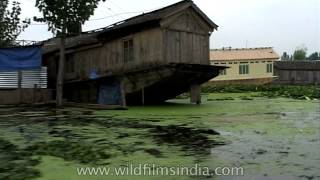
{"left": 210, "top": 47, "right": 280, "bottom": 84}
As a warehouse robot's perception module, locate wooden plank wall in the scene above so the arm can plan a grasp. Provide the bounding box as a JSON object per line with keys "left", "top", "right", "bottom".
{"left": 163, "top": 8, "right": 211, "bottom": 65}
{"left": 165, "top": 30, "right": 209, "bottom": 65}
{"left": 44, "top": 7, "right": 212, "bottom": 85}
{"left": 274, "top": 69, "right": 320, "bottom": 85}
{"left": 0, "top": 89, "right": 53, "bottom": 105}
{"left": 65, "top": 28, "right": 163, "bottom": 81}
{"left": 274, "top": 61, "right": 320, "bottom": 85}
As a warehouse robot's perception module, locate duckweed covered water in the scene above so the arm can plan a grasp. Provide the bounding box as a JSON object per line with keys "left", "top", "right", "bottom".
{"left": 0, "top": 93, "right": 319, "bottom": 180}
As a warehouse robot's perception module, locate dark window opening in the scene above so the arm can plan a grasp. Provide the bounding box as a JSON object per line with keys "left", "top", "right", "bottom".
{"left": 219, "top": 69, "right": 227, "bottom": 75}
{"left": 239, "top": 64, "right": 249, "bottom": 74}
{"left": 66, "top": 54, "right": 75, "bottom": 73}
{"left": 267, "top": 63, "right": 273, "bottom": 73}
{"left": 123, "top": 39, "right": 134, "bottom": 62}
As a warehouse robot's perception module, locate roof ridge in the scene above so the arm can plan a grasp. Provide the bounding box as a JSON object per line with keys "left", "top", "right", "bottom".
{"left": 211, "top": 47, "right": 274, "bottom": 51}
{"left": 210, "top": 47, "right": 280, "bottom": 61}
{"left": 83, "top": 0, "right": 193, "bottom": 34}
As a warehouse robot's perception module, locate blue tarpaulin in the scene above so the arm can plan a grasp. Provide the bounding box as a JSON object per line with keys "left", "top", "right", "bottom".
{"left": 0, "top": 46, "right": 42, "bottom": 71}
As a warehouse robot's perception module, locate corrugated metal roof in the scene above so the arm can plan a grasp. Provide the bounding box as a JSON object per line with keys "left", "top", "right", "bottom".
{"left": 210, "top": 47, "right": 280, "bottom": 61}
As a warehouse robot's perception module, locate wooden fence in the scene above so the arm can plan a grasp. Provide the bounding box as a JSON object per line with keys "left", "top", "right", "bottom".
{"left": 273, "top": 61, "right": 320, "bottom": 85}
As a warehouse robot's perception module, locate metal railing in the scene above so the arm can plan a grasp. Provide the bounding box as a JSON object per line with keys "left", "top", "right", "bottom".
{"left": 15, "top": 40, "right": 42, "bottom": 46}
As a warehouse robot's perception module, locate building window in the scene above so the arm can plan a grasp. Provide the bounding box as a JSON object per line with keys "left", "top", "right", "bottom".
{"left": 239, "top": 64, "right": 249, "bottom": 74}
{"left": 66, "top": 54, "right": 75, "bottom": 73}
{"left": 228, "top": 62, "right": 233, "bottom": 64}
{"left": 123, "top": 39, "right": 134, "bottom": 62}
{"left": 267, "top": 63, "right": 273, "bottom": 73}
{"left": 219, "top": 69, "right": 227, "bottom": 75}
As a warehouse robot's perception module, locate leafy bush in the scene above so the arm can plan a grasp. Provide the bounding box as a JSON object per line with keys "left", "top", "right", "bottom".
{"left": 202, "top": 85, "right": 320, "bottom": 99}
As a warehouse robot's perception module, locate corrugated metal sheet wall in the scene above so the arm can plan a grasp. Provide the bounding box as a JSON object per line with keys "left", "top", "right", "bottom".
{"left": 0, "top": 67, "right": 47, "bottom": 89}
{"left": 0, "top": 71, "right": 18, "bottom": 88}
{"left": 21, "top": 68, "right": 48, "bottom": 88}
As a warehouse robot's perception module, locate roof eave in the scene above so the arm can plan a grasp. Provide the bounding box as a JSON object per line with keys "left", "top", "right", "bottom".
{"left": 162, "top": 1, "right": 218, "bottom": 31}
{"left": 210, "top": 58, "right": 280, "bottom": 61}
{"left": 190, "top": 4, "right": 218, "bottom": 30}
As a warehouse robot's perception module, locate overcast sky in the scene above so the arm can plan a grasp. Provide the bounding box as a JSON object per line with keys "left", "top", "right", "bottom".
{"left": 14, "top": 0, "right": 320, "bottom": 55}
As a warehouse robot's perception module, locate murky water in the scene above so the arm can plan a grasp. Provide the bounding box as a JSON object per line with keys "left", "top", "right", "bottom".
{"left": 0, "top": 94, "right": 319, "bottom": 180}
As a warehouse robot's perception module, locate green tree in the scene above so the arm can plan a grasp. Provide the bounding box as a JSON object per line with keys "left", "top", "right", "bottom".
{"left": 34, "top": 0, "right": 105, "bottom": 106}
{"left": 281, "top": 52, "right": 290, "bottom": 61}
{"left": 293, "top": 46, "right": 307, "bottom": 61}
{"left": 0, "top": 0, "right": 30, "bottom": 47}
{"left": 307, "top": 52, "right": 319, "bottom": 60}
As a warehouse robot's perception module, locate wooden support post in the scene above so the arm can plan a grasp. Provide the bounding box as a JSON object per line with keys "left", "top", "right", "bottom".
{"left": 190, "top": 84, "right": 201, "bottom": 105}
{"left": 56, "top": 35, "right": 66, "bottom": 107}
{"left": 33, "top": 84, "right": 38, "bottom": 104}
{"left": 18, "top": 70, "right": 22, "bottom": 104}
{"left": 141, "top": 87, "right": 145, "bottom": 106}
{"left": 120, "top": 80, "right": 127, "bottom": 107}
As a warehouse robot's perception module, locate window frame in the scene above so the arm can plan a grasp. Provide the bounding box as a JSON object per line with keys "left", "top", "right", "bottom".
{"left": 239, "top": 64, "right": 249, "bottom": 75}
{"left": 267, "top": 63, "right": 273, "bottom": 73}
{"left": 219, "top": 69, "right": 227, "bottom": 76}
{"left": 123, "top": 39, "right": 134, "bottom": 63}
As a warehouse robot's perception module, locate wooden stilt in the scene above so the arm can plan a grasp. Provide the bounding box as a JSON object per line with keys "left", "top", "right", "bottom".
{"left": 190, "top": 84, "right": 201, "bottom": 105}
{"left": 33, "top": 84, "right": 38, "bottom": 104}
{"left": 18, "top": 70, "right": 22, "bottom": 104}
{"left": 141, "top": 87, "right": 145, "bottom": 106}
{"left": 120, "top": 80, "right": 127, "bottom": 107}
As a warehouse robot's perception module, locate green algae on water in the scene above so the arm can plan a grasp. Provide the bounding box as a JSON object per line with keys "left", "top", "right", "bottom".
{"left": 0, "top": 93, "right": 319, "bottom": 180}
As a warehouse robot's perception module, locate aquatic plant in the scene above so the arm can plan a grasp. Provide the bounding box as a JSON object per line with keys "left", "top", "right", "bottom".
{"left": 0, "top": 138, "right": 40, "bottom": 180}
{"left": 202, "top": 85, "right": 320, "bottom": 99}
